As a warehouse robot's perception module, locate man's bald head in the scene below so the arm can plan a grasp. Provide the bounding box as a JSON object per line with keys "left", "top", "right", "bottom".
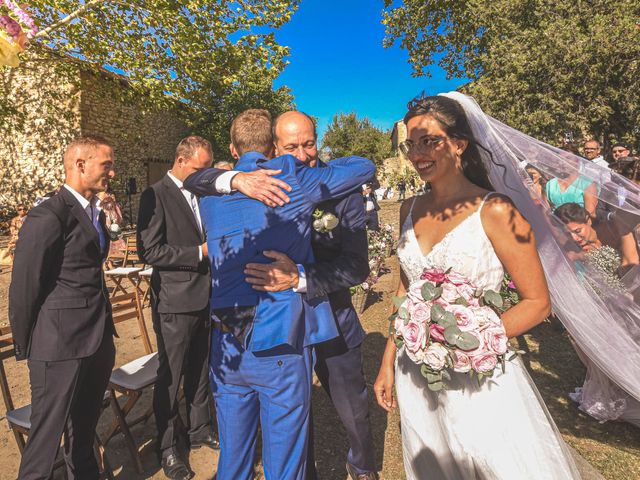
{"left": 273, "top": 111, "right": 319, "bottom": 166}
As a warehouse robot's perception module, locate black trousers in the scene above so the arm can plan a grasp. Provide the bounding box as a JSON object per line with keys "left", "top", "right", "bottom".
{"left": 19, "top": 332, "right": 115, "bottom": 480}
{"left": 307, "top": 337, "right": 376, "bottom": 478}
{"left": 152, "top": 307, "right": 212, "bottom": 456}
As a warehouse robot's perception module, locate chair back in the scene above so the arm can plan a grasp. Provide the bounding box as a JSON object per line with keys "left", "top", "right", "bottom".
{"left": 124, "top": 236, "right": 143, "bottom": 267}
{"left": 0, "top": 325, "right": 16, "bottom": 415}
{"left": 110, "top": 293, "right": 153, "bottom": 354}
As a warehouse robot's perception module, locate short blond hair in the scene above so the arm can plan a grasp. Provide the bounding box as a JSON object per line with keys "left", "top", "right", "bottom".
{"left": 63, "top": 135, "right": 112, "bottom": 169}
{"left": 230, "top": 109, "right": 273, "bottom": 156}
{"left": 175, "top": 135, "right": 213, "bottom": 161}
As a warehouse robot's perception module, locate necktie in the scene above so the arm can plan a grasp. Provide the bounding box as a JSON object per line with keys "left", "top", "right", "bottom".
{"left": 88, "top": 204, "right": 107, "bottom": 253}
{"left": 188, "top": 192, "right": 203, "bottom": 235}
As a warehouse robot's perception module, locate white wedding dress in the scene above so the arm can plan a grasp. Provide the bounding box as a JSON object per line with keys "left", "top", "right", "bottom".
{"left": 395, "top": 195, "right": 582, "bottom": 480}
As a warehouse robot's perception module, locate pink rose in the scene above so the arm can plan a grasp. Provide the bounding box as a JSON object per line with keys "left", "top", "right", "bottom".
{"left": 470, "top": 306, "right": 501, "bottom": 328}
{"left": 421, "top": 267, "right": 446, "bottom": 284}
{"left": 429, "top": 323, "right": 445, "bottom": 343}
{"left": 446, "top": 304, "right": 479, "bottom": 332}
{"left": 407, "top": 279, "right": 430, "bottom": 303}
{"left": 446, "top": 271, "right": 471, "bottom": 286}
{"left": 482, "top": 326, "right": 509, "bottom": 355}
{"left": 470, "top": 353, "right": 498, "bottom": 373}
{"left": 453, "top": 350, "right": 471, "bottom": 373}
{"left": 440, "top": 282, "right": 460, "bottom": 303}
{"left": 394, "top": 315, "right": 405, "bottom": 335}
{"left": 455, "top": 283, "right": 478, "bottom": 305}
{"left": 424, "top": 343, "right": 449, "bottom": 371}
{"left": 508, "top": 280, "right": 516, "bottom": 290}
{"left": 401, "top": 320, "right": 427, "bottom": 354}
{"left": 408, "top": 301, "right": 431, "bottom": 325}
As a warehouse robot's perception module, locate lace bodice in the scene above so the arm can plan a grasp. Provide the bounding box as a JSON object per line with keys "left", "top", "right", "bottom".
{"left": 397, "top": 195, "right": 504, "bottom": 293}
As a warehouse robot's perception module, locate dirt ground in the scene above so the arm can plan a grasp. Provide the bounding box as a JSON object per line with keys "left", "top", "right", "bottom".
{"left": 0, "top": 200, "right": 638, "bottom": 479}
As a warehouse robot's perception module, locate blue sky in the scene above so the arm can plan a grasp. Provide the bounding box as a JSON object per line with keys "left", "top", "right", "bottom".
{"left": 272, "top": 0, "right": 467, "bottom": 140}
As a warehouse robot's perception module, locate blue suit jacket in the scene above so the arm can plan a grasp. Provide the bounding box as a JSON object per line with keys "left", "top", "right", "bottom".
{"left": 305, "top": 171, "right": 369, "bottom": 349}
{"left": 185, "top": 152, "right": 375, "bottom": 352}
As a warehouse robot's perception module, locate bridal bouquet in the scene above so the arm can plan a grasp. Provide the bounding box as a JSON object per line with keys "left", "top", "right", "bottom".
{"left": 391, "top": 267, "right": 515, "bottom": 391}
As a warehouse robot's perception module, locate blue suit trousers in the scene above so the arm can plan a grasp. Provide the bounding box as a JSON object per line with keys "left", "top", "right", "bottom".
{"left": 210, "top": 329, "right": 313, "bottom": 480}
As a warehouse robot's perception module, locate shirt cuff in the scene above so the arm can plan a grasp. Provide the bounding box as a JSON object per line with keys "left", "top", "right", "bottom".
{"left": 215, "top": 171, "right": 239, "bottom": 194}
{"left": 293, "top": 264, "right": 307, "bottom": 293}
{"left": 198, "top": 245, "right": 203, "bottom": 262}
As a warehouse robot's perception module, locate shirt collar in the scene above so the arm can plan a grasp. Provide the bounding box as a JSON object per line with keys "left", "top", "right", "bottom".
{"left": 235, "top": 151, "right": 269, "bottom": 172}
{"left": 166, "top": 170, "right": 184, "bottom": 189}
{"left": 64, "top": 184, "right": 97, "bottom": 210}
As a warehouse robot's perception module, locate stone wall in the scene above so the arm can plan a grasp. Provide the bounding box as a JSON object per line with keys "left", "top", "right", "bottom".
{"left": 79, "top": 71, "right": 190, "bottom": 222}
{"left": 0, "top": 52, "right": 82, "bottom": 217}
{"left": 0, "top": 49, "right": 190, "bottom": 224}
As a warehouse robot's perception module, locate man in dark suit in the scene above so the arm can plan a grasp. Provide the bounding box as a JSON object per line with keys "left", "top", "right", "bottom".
{"left": 137, "top": 135, "right": 292, "bottom": 480}
{"left": 244, "top": 111, "right": 378, "bottom": 480}
{"left": 9, "top": 135, "right": 116, "bottom": 480}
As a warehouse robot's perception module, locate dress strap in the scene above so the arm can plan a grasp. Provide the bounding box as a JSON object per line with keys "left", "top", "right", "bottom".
{"left": 408, "top": 196, "right": 418, "bottom": 216}
{"left": 478, "top": 192, "right": 496, "bottom": 213}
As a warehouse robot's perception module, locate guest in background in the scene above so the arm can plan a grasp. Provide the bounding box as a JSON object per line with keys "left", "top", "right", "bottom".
{"left": 554, "top": 202, "right": 639, "bottom": 275}
{"left": 8, "top": 203, "right": 28, "bottom": 253}
{"left": 546, "top": 147, "right": 599, "bottom": 217}
{"left": 97, "top": 189, "right": 125, "bottom": 254}
{"left": 213, "top": 160, "right": 234, "bottom": 171}
{"left": 362, "top": 183, "right": 380, "bottom": 231}
{"left": 524, "top": 165, "right": 547, "bottom": 200}
{"left": 397, "top": 179, "right": 406, "bottom": 201}
{"left": 583, "top": 140, "right": 610, "bottom": 169}
{"left": 611, "top": 142, "right": 631, "bottom": 163}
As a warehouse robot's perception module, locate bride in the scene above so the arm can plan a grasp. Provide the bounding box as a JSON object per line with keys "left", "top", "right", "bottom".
{"left": 373, "top": 93, "right": 584, "bottom": 479}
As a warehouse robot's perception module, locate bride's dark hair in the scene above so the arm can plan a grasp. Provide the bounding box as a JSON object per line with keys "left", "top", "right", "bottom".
{"left": 404, "top": 94, "right": 494, "bottom": 190}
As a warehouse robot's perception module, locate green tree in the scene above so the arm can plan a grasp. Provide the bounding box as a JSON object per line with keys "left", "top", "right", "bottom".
{"left": 2, "top": 1, "right": 299, "bottom": 143}
{"left": 322, "top": 112, "right": 393, "bottom": 165}
{"left": 382, "top": 0, "right": 640, "bottom": 148}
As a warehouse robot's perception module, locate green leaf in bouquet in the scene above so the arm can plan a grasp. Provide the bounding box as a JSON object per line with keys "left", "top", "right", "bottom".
{"left": 388, "top": 324, "right": 396, "bottom": 337}
{"left": 394, "top": 336, "right": 404, "bottom": 349}
{"left": 392, "top": 295, "right": 407, "bottom": 309}
{"left": 501, "top": 355, "right": 506, "bottom": 374}
{"left": 438, "top": 311, "right": 457, "bottom": 328}
{"left": 398, "top": 307, "right": 409, "bottom": 320}
{"left": 420, "top": 364, "right": 431, "bottom": 378}
{"left": 507, "top": 352, "right": 518, "bottom": 362}
{"left": 425, "top": 372, "right": 442, "bottom": 385}
{"left": 427, "top": 381, "right": 444, "bottom": 392}
{"left": 443, "top": 325, "right": 462, "bottom": 344}
{"left": 433, "top": 286, "right": 443, "bottom": 300}
{"left": 430, "top": 304, "right": 446, "bottom": 323}
{"left": 445, "top": 327, "right": 480, "bottom": 351}
{"left": 421, "top": 282, "right": 438, "bottom": 301}
{"left": 455, "top": 297, "right": 468, "bottom": 306}
{"left": 483, "top": 290, "right": 503, "bottom": 309}
{"left": 441, "top": 369, "right": 451, "bottom": 381}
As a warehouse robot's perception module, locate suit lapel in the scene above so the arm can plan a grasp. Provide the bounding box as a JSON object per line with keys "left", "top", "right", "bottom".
{"left": 99, "top": 210, "right": 110, "bottom": 259}
{"left": 61, "top": 188, "right": 101, "bottom": 251}
{"left": 162, "top": 175, "right": 202, "bottom": 239}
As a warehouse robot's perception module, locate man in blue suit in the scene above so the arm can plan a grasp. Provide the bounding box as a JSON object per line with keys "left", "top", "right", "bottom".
{"left": 245, "top": 111, "right": 378, "bottom": 480}
{"left": 184, "top": 109, "right": 375, "bottom": 480}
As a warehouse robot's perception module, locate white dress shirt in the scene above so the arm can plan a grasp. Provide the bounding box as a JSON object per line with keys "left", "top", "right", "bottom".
{"left": 63, "top": 184, "right": 106, "bottom": 250}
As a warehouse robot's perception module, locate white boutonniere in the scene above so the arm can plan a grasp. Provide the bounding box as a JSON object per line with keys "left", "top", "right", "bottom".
{"left": 312, "top": 209, "right": 339, "bottom": 238}
{"left": 108, "top": 223, "right": 122, "bottom": 240}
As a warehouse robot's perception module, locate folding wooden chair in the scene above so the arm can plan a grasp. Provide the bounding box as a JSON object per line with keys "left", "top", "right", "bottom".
{"left": 0, "top": 325, "right": 114, "bottom": 479}
{"left": 104, "top": 266, "right": 142, "bottom": 297}
{"left": 124, "top": 236, "right": 144, "bottom": 267}
{"left": 136, "top": 267, "right": 153, "bottom": 308}
{"left": 104, "top": 292, "right": 157, "bottom": 473}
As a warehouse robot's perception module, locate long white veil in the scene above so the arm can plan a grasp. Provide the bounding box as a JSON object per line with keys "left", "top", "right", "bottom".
{"left": 442, "top": 92, "right": 640, "bottom": 425}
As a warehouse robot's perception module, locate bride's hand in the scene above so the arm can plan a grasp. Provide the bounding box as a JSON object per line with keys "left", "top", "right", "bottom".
{"left": 374, "top": 363, "right": 396, "bottom": 412}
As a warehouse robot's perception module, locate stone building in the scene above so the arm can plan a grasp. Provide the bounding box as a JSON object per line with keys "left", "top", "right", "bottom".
{"left": 0, "top": 48, "right": 190, "bottom": 222}
{"left": 377, "top": 120, "right": 414, "bottom": 186}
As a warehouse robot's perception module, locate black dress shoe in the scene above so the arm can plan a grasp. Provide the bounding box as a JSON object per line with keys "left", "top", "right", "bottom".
{"left": 161, "top": 454, "right": 194, "bottom": 480}
{"left": 190, "top": 432, "right": 220, "bottom": 450}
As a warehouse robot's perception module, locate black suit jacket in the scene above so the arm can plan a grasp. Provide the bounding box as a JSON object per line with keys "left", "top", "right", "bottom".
{"left": 137, "top": 173, "right": 222, "bottom": 314}
{"left": 305, "top": 189, "right": 370, "bottom": 348}
{"left": 9, "top": 187, "right": 114, "bottom": 361}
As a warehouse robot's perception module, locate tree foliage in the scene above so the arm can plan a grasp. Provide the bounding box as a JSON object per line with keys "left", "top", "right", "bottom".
{"left": 3, "top": 1, "right": 298, "bottom": 147}
{"left": 322, "top": 112, "right": 393, "bottom": 165}
{"left": 383, "top": 0, "right": 640, "bottom": 147}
